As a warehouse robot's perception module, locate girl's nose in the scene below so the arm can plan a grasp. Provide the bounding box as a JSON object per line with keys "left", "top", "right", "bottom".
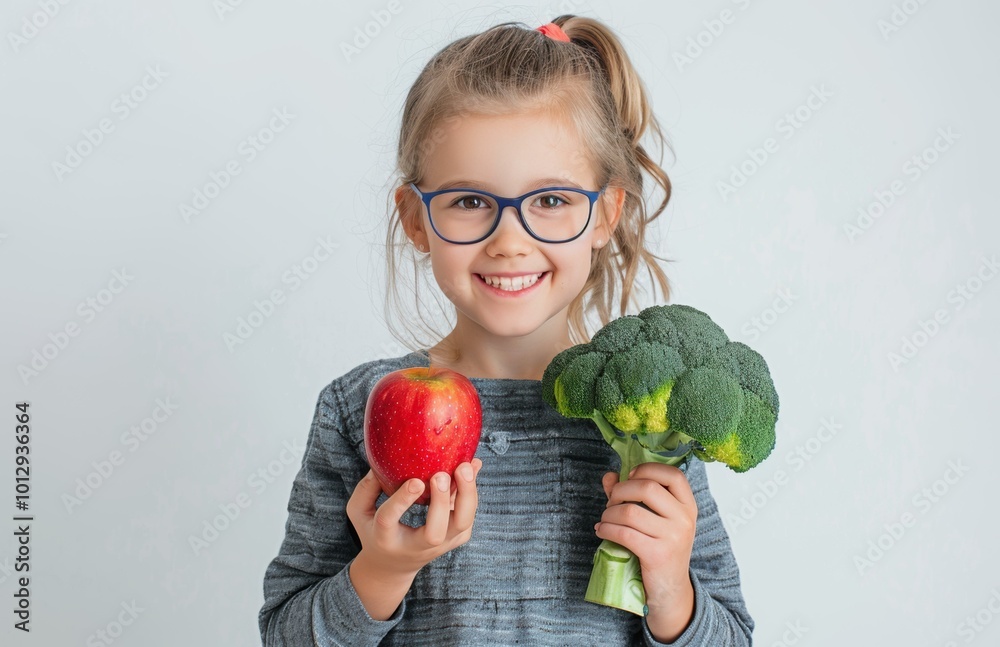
{"left": 484, "top": 205, "right": 534, "bottom": 254}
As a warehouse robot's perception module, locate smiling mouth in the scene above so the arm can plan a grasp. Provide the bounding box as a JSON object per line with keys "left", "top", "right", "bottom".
{"left": 475, "top": 272, "right": 547, "bottom": 292}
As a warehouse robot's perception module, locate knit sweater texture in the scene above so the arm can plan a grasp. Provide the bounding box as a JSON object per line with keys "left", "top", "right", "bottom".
{"left": 258, "top": 349, "right": 754, "bottom": 646}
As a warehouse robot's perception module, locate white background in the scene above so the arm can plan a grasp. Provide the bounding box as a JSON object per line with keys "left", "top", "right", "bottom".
{"left": 2, "top": 1, "right": 998, "bottom": 645}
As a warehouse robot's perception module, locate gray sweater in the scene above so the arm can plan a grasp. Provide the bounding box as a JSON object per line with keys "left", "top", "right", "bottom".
{"left": 258, "top": 349, "right": 754, "bottom": 646}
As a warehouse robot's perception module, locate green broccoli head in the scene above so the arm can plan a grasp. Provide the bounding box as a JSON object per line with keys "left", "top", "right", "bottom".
{"left": 541, "top": 304, "right": 779, "bottom": 473}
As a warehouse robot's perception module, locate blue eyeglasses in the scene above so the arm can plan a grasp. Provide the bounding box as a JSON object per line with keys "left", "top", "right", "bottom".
{"left": 409, "top": 182, "right": 608, "bottom": 244}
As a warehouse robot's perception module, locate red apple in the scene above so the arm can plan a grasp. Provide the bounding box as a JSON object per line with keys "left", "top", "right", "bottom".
{"left": 364, "top": 366, "right": 482, "bottom": 505}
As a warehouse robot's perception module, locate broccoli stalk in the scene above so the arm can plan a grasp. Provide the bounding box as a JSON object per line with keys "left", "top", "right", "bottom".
{"left": 541, "top": 304, "right": 780, "bottom": 616}
{"left": 591, "top": 410, "right": 694, "bottom": 482}
{"left": 586, "top": 411, "right": 696, "bottom": 614}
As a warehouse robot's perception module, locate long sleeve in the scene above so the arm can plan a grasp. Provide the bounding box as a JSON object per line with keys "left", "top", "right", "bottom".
{"left": 640, "top": 458, "right": 755, "bottom": 646}
{"left": 258, "top": 381, "right": 403, "bottom": 646}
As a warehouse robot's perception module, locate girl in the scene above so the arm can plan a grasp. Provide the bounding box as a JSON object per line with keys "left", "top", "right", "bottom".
{"left": 260, "top": 15, "right": 753, "bottom": 646}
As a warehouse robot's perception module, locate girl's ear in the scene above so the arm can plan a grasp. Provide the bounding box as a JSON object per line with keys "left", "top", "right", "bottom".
{"left": 396, "top": 184, "right": 430, "bottom": 252}
{"left": 595, "top": 185, "right": 626, "bottom": 245}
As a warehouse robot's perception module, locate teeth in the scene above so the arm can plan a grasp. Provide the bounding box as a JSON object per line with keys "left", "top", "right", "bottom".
{"left": 479, "top": 273, "right": 543, "bottom": 291}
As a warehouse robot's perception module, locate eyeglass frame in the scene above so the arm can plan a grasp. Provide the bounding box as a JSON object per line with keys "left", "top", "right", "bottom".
{"left": 409, "top": 181, "right": 609, "bottom": 245}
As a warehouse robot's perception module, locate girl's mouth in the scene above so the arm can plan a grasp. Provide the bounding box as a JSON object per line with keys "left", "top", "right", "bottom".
{"left": 475, "top": 272, "right": 548, "bottom": 297}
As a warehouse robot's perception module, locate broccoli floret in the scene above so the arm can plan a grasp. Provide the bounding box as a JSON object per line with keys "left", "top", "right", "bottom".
{"left": 541, "top": 303, "right": 779, "bottom": 475}
{"left": 542, "top": 303, "right": 780, "bottom": 615}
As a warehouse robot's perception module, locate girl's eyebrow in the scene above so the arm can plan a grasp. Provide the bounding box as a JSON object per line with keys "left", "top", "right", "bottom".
{"left": 435, "top": 177, "right": 584, "bottom": 191}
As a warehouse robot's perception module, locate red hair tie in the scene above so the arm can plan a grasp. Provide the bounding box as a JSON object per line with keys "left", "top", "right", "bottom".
{"left": 537, "top": 22, "right": 571, "bottom": 42}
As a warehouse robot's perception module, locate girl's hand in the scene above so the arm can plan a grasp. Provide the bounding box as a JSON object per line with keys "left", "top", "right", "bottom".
{"left": 598, "top": 463, "right": 697, "bottom": 642}
{"left": 347, "top": 459, "right": 483, "bottom": 581}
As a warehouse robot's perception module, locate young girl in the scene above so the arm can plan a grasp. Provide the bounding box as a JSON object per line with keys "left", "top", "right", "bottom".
{"left": 259, "top": 15, "right": 753, "bottom": 646}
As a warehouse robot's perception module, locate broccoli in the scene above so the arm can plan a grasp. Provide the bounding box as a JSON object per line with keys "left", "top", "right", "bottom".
{"left": 541, "top": 303, "right": 779, "bottom": 615}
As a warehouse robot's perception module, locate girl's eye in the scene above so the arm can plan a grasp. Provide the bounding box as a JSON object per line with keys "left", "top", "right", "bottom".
{"left": 536, "top": 194, "right": 568, "bottom": 208}
{"left": 452, "top": 195, "right": 489, "bottom": 209}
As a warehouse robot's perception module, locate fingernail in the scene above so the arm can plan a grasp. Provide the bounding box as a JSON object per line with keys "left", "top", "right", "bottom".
{"left": 407, "top": 479, "right": 422, "bottom": 494}
{"left": 435, "top": 474, "right": 449, "bottom": 491}
{"left": 458, "top": 464, "right": 473, "bottom": 481}
{"left": 628, "top": 467, "right": 636, "bottom": 478}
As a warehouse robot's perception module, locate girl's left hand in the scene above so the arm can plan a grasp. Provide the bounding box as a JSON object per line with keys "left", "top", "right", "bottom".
{"left": 597, "top": 462, "right": 697, "bottom": 642}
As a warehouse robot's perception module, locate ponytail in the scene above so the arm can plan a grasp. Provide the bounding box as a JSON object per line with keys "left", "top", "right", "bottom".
{"left": 549, "top": 14, "right": 674, "bottom": 334}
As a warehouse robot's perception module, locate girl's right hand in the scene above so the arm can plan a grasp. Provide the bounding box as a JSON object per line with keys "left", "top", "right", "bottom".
{"left": 346, "top": 459, "right": 483, "bottom": 581}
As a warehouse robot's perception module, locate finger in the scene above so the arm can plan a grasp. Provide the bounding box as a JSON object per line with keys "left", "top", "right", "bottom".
{"left": 346, "top": 470, "right": 382, "bottom": 524}
{"left": 599, "top": 500, "right": 664, "bottom": 539}
{"left": 601, "top": 471, "right": 618, "bottom": 500}
{"left": 373, "top": 477, "right": 425, "bottom": 531}
{"left": 595, "top": 520, "right": 657, "bottom": 555}
{"left": 450, "top": 458, "right": 481, "bottom": 510}
{"left": 629, "top": 462, "right": 697, "bottom": 508}
{"left": 450, "top": 461, "right": 479, "bottom": 533}
{"left": 423, "top": 472, "right": 452, "bottom": 546}
{"left": 606, "top": 478, "right": 686, "bottom": 520}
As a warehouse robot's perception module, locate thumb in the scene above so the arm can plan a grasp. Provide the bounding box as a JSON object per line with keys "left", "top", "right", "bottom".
{"left": 347, "top": 470, "right": 384, "bottom": 521}
{"left": 601, "top": 471, "right": 618, "bottom": 500}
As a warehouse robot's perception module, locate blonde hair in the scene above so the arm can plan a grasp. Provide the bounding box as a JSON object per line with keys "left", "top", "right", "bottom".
{"left": 382, "top": 14, "right": 674, "bottom": 357}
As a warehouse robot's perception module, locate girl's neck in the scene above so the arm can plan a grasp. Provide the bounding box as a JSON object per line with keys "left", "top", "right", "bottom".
{"left": 427, "top": 331, "right": 573, "bottom": 381}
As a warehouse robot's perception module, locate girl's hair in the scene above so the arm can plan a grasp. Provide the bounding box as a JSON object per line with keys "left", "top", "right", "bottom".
{"left": 382, "top": 14, "right": 674, "bottom": 356}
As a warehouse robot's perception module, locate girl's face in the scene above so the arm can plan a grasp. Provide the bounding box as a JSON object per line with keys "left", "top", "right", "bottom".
{"left": 400, "top": 107, "right": 624, "bottom": 342}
